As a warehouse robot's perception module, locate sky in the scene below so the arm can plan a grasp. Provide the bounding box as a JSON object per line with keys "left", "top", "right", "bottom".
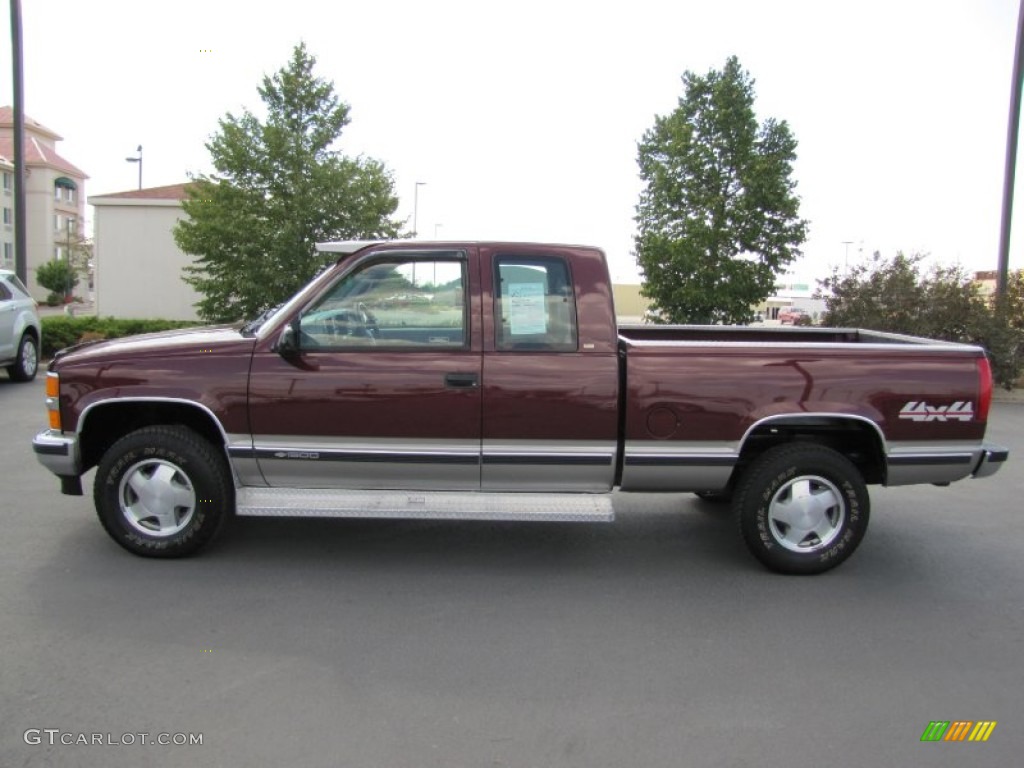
{"left": 2, "top": 0, "right": 1021, "bottom": 284}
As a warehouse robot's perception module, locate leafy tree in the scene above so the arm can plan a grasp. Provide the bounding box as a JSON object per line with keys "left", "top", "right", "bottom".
{"left": 820, "top": 252, "right": 1024, "bottom": 389}
{"left": 635, "top": 56, "right": 807, "bottom": 324}
{"left": 36, "top": 258, "right": 79, "bottom": 300}
{"left": 176, "top": 43, "right": 402, "bottom": 322}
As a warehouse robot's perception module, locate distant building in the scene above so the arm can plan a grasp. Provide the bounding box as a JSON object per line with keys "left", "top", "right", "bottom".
{"left": 0, "top": 107, "right": 89, "bottom": 300}
{"left": 89, "top": 184, "right": 201, "bottom": 320}
{"left": 1, "top": 154, "right": 13, "bottom": 270}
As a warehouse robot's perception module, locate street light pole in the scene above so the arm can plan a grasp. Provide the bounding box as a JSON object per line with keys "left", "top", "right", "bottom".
{"left": 413, "top": 181, "right": 426, "bottom": 237}
{"left": 841, "top": 240, "right": 853, "bottom": 274}
{"left": 997, "top": 0, "right": 1024, "bottom": 304}
{"left": 125, "top": 145, "right": 142, "bottom": 190}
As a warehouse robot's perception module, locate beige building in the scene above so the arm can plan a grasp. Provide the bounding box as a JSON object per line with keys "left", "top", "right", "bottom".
{"left": 1, "top": 154, "right": 13, "bottom": 270}
{"left": 0, "top": 107, "right": 88, "bottom": 300}
{"left": 89, "top": 184, "right": 201, "bottom": 320}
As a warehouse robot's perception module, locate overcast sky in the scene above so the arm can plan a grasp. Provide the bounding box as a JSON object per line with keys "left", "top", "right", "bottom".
{"left": 2, "top": 0, "right": 1021, "bottom": 283}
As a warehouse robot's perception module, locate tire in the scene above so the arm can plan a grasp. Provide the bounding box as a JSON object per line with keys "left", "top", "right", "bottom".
{"left": 94, "top": 426, "right": 232, "bottom": 557}
{"left": 7, "top": 332, "right": 38, "bottom": 382}
{"left": 733, "top": 444, "right": 869, "bottom": 575}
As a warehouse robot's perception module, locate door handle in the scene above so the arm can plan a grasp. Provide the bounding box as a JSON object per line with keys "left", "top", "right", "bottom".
{"left": 445, "top": 372, "right": 479, "bottom": 388}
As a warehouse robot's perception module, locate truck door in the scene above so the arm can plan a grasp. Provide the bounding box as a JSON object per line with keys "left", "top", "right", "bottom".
{"left": 480, "top": 247, "right": 619, "bottom": 491}
{"left": 247, "top": 248, "right": 483, "bottom": 490}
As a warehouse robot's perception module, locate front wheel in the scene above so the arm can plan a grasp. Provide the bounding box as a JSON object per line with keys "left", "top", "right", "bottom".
{"left": 94, "top": 426, "right": 232, "bottom": 557}
{"left": 733, "top": 444, "right": 870, "bottom": 575}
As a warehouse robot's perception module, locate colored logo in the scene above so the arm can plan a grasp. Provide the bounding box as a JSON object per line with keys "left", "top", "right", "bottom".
{"left": 899, "top": 401, "right": 975, "bottom": 422}
{"left": 920, "top": 721, "right": 997, "bottom": 742}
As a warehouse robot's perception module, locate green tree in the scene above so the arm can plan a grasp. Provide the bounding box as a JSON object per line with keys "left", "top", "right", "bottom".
{"left": 635, "top": 56, "right": 807, "bottom": 324}
{"left": 176, "top": 43, "right": 402, "bottom": 322}
{"left": 820, "top": 252, "right": 1024, "bottom": 389}
{"left": 36, "top": 258, "right": 79, "bottom": 300}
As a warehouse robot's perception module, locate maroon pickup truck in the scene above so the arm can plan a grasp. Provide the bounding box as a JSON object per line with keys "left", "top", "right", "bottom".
{"left": 33, "top": 241, "right": 1008, "bottom": 573}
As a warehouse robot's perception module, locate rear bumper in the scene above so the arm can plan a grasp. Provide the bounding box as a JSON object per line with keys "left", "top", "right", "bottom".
{"left": 972, "top": 443, "right": 1009, "bottom": 479}
{"left": 32, "top": 429, "right": 81, "bottom": 478}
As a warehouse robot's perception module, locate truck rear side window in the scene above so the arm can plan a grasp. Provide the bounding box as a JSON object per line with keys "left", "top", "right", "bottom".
{"left": 300, "top": 254, "right": 467, "bottom": 349}
{"left": 494, "top": 257, "right": 577, "bottom": 351}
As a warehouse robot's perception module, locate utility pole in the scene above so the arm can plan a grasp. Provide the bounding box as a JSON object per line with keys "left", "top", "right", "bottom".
{"left": 997, "top": 0, "right": 1024, "bottom": 304}
{"left": 10, "top": 0, "right": 28, "bottom": 284}
{"left": 413, "top": 181, "right": 426, "bottom": 238}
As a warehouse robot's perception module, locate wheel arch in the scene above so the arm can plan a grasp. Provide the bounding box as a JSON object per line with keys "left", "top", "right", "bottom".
{"left": 732, "top": 413, "right": 888, "bottom": 488}
{"left": 77, "top": 398, "right": 230, "bottom": 474}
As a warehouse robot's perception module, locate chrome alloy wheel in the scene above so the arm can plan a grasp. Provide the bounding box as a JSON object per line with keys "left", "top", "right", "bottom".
{"left": 766, "top": 475, "right": 845, "bottom": 553}
{"left": 20, "top": 337, "right": 37, "bottom": 377}
{"left": 118, "top": 459, "right": 197, "bottom": 537}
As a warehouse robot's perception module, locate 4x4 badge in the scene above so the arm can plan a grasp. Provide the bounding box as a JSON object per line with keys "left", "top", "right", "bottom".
{"left": 899, "top": 401, "right": 974, "bottom": 422}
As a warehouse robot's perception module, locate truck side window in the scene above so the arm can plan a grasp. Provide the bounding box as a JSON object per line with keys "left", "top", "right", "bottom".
{"left": 299, "top": 254, "right": 467, "bottom": 349}
{"left": 494, "top": 257, "right": 577, "bottom": 351}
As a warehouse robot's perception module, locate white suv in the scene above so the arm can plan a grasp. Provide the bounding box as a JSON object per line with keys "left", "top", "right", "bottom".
{"left": 0, "top": 269, "right": 41, "bottom": 382}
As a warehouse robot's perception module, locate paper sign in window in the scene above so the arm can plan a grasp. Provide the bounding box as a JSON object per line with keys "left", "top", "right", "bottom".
{"left": 508, "top": 283, "right": 546, "bottom": 335}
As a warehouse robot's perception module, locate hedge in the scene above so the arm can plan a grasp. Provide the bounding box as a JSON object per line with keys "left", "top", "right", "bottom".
{"left": 40, "top": 317, "right": 205, "bottom": 359}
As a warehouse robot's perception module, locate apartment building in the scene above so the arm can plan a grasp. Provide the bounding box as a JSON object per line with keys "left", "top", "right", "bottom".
{"left": 1, "top": 154, "right": 13, "bottom": 270}
{"left": 0, "top": 106, "right": 88, "bottom": 300}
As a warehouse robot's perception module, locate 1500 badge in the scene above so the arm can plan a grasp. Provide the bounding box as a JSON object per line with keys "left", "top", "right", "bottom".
{"left": 899, "top": 401, "right": 974, "bottom": 422}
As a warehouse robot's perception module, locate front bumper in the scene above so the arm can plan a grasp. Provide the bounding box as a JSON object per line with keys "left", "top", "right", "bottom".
{"left": 33, "top": 429, "right": 81, "bottom": 478}
{"left": 972, "top": 443, "right": 1009, "bottom": 479}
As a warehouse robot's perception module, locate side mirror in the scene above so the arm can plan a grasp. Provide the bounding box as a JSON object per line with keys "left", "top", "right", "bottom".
{"left": 275, "top": 320, "right": 300, "bottom": 357}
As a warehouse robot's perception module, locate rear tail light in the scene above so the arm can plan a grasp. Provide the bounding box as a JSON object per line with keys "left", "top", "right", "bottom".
{"left": 977, "top": 356, "right": 993, "bottom": 423}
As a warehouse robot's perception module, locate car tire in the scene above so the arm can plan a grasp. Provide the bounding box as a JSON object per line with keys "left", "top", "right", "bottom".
{"left": 7, "top": 332, "right": 38, "bottom": 382}
{"left": 94, "top": 426, "right": 232, "bottom": 558}
{"left": 733, "top": 443, "right": 869, "bottom": 575}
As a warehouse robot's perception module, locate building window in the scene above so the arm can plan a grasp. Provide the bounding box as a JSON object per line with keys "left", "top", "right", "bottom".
{"left": 2, "top": 172, "right": 10, "bottom": 192}
{"left": 3, "top": 242, "right": 12, "bottom": 264}
{"left": 54, "top": 214, "right": 61, "bottom": 231}
{"left": 54, "top": 186, "right": 61, "bottom": 201}
{"left": 65, "top": 187, "right": 75, "bottom": 203}
{"left": 3, "top": 207, "right": 11, "bottom": 226}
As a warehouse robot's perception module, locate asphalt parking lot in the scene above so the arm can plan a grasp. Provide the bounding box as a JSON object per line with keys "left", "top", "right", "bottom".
{"left": 2, "top": 374, "right": 1022, "bottom": 767}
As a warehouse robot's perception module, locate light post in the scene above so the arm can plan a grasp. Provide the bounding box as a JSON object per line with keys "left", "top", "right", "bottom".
{"left": 125, "top": 145, "right": 142, "bottom": 190}
{"left": 841, "top": 240, "right": 853, "bottom": 274}
{"left": 413, "top": 181, "right": 426, "bottom": 237}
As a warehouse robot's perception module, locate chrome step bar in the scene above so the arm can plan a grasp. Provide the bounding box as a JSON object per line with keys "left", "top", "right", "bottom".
{"left": 235, "top": 487, "right": 615, "bottom": 523}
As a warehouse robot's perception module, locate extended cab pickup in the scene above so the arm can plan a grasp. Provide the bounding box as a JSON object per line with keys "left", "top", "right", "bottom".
{"left": 33, "top": 241, "right": 1009, "bottom": 573}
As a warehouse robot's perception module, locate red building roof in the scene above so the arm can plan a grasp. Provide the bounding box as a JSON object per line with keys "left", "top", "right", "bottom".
{"left": 0, "top": 135, "right": 88, "bottom": 178}
{"left": 90, "top": 183, "right": 194, "bottom": 201}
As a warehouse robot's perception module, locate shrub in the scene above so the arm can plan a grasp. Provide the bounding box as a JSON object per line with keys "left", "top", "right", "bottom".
{"left": 40, "top": 317, "right": 205, "bottom": 359}
{"left": 36, "top": 259, "right": 79, "bottom": 298}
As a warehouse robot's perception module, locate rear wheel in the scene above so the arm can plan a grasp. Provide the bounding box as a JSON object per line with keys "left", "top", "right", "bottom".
{"left": 7, "top": 332, "right": 38, "bottom": 382}
{"left": 94, "top": 426, "right": 232, "bottom": 557}
{"left": 734, "top": 444, "right": 869, "bottom": 575}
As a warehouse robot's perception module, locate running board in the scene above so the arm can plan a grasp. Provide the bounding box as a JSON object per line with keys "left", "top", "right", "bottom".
{"left": 235, "top": 488, "right": 614, "bottom": 523}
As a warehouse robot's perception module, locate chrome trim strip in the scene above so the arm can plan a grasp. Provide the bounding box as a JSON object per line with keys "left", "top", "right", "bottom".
{"left": 886, "top": 454, "right": 973, "bottom": 466}
{"left": 78, "top": 396, "right": 231, "bottom": 445}
{"left": 738, "top": 412, "right": 888, "bottom": 455}
{"left": 234, "top": 446, "right": 479, "bottom": 465}
{"left": 483, "top": 453, "right": 613, "bottom": 466}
